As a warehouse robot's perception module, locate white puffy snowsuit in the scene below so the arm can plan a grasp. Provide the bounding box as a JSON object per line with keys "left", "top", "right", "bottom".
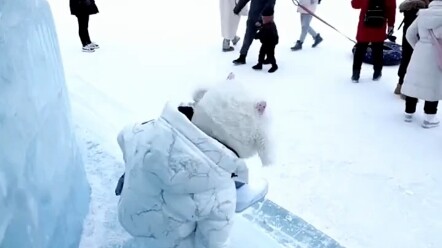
{"left": 117, "top": 102, "right": 247, "bottom": 248}
{"left": 220, "top": 0, "right": 248, "bottom": 40}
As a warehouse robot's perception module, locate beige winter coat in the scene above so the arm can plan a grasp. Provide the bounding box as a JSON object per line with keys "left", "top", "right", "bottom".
{"left": 220, "top": 0, "right": 248, "bottom": 40}
{"left": 297, "top": 0, "right": 318, "bottom": 14}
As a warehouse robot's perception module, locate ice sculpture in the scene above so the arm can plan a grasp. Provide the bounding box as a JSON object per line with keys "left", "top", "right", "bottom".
{"left": 0, "top": 0, "right": 90, "bottom": 247}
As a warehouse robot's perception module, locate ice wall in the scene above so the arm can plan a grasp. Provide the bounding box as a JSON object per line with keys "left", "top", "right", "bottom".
{"left": 0, "top": 0, "right": 90, "bottom": 247}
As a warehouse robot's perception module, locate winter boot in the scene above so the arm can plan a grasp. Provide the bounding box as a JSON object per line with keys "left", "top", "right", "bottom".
{"left": 268, "top": 64, "right": 278, "bottom": 73}
{"left": 233, "top": 54, "right": 246, "bottom": 65}
{"left": 252, "top": 63, "right": 263, "bottom": 70}
{"left": 351, "top": 70, "right": 360, "bottom": 83}
{"left": 312, "top": 34, "right": 323, "bottom": 48}
{"left": 82, "top": 43, "right": 95, "bottom": 53}
{"left": 90, "top": 42, "right": 100, "bottom": 49}
{"left": 422, "top": 114, "right": 440, "bottom": 128}
{"left": 223, "top": 39, "right": 234, "bottom": 52}
{"left": 404, "top": 113, "right": 414, "bottom": 123}
{"left": 373, "top": 70, "right": 382, "bottom": 81}
{"left": 232, "top": 36, "right": 241, "bottom": 46}
{"left": 291, "top": 40, "right": 303, "bottom": 51}
{"left": 394, "top": 83, "right": 402, "bottom": 95}
{"left": 235, "top": 178, "right": 269, "bottom": 213}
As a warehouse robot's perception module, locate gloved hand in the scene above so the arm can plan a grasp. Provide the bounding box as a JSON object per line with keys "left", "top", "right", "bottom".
{"left": 233, "top": 6, "right": 240, "bottom": 15}
{"left": 388, "top": 26, "right": 394, "bottom": 36}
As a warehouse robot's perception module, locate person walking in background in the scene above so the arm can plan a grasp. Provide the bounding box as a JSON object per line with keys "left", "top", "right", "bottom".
{"left": 220, "top": 0, "right": 249, "bottom": 52}
{"left": 70, "top": 0, "right": 99, "bottom": 52}
{"left": 395, "top": 0, "right": 430, "bottom": 96}
{"left": 232, "top": 0, "right": 276, "bottom": 65}
{"left": 351, "top": 0, "right": 396, "bottom": 83}
{"left": 252, "top": 7, "right": 279, "bottom": 73}
{"left": 401, "top": 0, "right": 442, "bottom": 128}
{"left": 290, "top": 0, "right": 323, "bottom": 51}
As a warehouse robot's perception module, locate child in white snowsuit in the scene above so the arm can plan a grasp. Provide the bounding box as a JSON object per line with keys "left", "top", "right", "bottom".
{"left": 116, "top": 74, "right": 274, "bottom": 248}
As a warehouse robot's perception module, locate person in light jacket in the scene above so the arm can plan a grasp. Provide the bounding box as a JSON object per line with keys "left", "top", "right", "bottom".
{"left": 69, "top": 0, "right": 99, "bottom": 52}
{"left": 290, "top": 0, "right": 323, "bottom": 51}
{"left": 220, "top": 0, "right": 249, "bottom": 51}
{"left": 401, "top": 0, "right": 442, "bottom": 128}
{"left": 116, "top": 75, "right": 274, "bottom": 247}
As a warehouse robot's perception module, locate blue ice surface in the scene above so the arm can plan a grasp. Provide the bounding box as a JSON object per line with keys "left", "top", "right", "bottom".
{"left": 0, "top": 0, "right": 90, "bottom": 247}
{"left": 242, "top": 199, "right": 345, "bottom": 248}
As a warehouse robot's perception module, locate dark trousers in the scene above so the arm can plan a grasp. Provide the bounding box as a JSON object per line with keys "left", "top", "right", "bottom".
{"left": 353, "top": 42, "right": 383, "bottom": 73}
{"left": 240, "top": 20, "right": 258, "bottom": 56}
{"left": 76, "top": 15, "right": 91, "bottom": 47}
{"left": 258, "top": 43, "right": 276, "bottom": 65}
{"left": 405, "top": 96, "right": 439, "bottom": 114}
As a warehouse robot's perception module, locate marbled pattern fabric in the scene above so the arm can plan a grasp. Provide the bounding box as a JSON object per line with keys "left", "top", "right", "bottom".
{"left": 117, "top": 102, "right": 247, "bottom": 248}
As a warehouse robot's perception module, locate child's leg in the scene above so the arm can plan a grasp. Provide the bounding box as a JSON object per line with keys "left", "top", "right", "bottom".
{"left": 266, "top": 44, "right": 278, "bottom": 73}
{"left": 252, "top": 44, "right": 266, "bottom": 70}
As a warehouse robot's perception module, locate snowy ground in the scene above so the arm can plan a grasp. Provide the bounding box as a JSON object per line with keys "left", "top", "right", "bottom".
{"left": 48, "top": 0, "right": 442, "bottom": 247}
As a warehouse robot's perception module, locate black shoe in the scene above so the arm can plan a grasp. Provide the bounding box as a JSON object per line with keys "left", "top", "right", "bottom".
{"left": 373, "top": 71, "right": 382, "bottom": 81}
{"left": 233, "top": 54, "right": 246, "bottom": 65}
{"left": 291, "top": 41, "right": 303, "bottom": 51}
{"left": 252, "top": 63, "right": 263, "bottom": 70}
{"left": 351, "top": 70, "right": 360, "bottom": 83}
{"left": 268, "top": 64, "right": 278, "bottom": 73}
{"left": 312, "top": 34, "right": 323, "bottom": 48}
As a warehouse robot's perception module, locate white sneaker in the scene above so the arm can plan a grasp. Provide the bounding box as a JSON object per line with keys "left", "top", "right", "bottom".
{"left": 82, "top": 43, "right": 95, "bottom": 53}
{"left": 90, "top": 42, "right": 100, "bottom": 49}
{"left": 422, "top": 114, "right": 440, "bottom": 128}
{"left": 235, "top": 178, "right": 269, "bottom": 213}
{"left": 404, "top": 113, "right": 414, "bottom": 122}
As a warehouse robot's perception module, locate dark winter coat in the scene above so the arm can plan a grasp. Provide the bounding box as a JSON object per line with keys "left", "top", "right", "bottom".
{"left": 234, "top": 0, "right": 276, "bottom": 22}
{"left": 397, "top": 0, "right": 429, "bottom": 80}
{"left": 255, "top": 22, "right": 279, "bottom": 45}
{"left": 351, "top": 0, "right": 396, "bottom": 42}
{"left": 70, "top": 0, "right": 99, "bottom": 16}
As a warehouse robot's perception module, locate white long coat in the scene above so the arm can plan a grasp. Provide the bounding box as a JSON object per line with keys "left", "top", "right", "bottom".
{"left": 117, "top": 102, "right": 247, "bottom": 248}
{"left": 401, "top": 1, "right": 442, "bottom": 101}
{"left": 220, "top": 0, "right": 248, "bottom": 40}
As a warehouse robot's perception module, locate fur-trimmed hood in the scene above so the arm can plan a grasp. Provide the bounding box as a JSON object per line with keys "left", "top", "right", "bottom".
{"left": 190, "top": 77, "right": 274, "bottom": 166}
{"left": 399, "top": 0, "right": 429, "bottom": 12}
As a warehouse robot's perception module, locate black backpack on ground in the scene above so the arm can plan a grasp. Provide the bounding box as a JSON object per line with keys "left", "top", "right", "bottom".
{"left": 364, "top": 0, "right": 386, "bottom": 28}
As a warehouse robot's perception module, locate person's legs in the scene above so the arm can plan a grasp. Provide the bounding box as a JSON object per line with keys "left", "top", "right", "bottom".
{"left": 299, "top": 14, "right": 316, "bottom": 42}
{"left": 351, "top": 42, "right": 368, "bottom": 82}
{"left": 76, "top": 14, "right": 91, "bottom": 47}
{"left": 233, "top": 19, "right": 257, "bottom": 64}
{"left": 371, "top": 42, "right": 384, "bottom": 80}
{"left": 422, "top": 101, "right": 440, "bottom": 128}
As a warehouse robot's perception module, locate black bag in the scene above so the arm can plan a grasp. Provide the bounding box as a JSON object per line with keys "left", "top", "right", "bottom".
{"left": 364, "top": 0, "right": 386, "bottom": 28}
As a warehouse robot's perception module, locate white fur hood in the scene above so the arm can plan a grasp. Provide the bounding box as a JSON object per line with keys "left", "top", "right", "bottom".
{"left": 191, "top": 78, "right": 275, "bottom": 166}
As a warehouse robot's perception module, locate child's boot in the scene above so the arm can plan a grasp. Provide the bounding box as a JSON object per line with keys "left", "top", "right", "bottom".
{"left": 252, "top": 63, "right": 263, "bottom": 70}
{"left": 268, "top": 63, "right": 278, "bottom": 73}
{"left": 312, "top": 34, "right": 323, "bottom": 48}
{"left": 235, "top": 178, "right": 269, "bottom": 213}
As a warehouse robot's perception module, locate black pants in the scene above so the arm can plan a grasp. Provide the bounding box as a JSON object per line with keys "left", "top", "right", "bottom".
{"left": 76, "top": 14, "right": 91, "bottom": 47}
{"left": 240, "top": 19, "right": 259, "bottom": 56}
{"left": 398, "top": 11, "right": 418, "bottom": 85}
{"left": 353, "top": 42, "right": 383, "bottom": 73}
{"left": 405, "top": 96, "right": 439, "bottom": 114}
{"left": 258, "top": 43, "right": 276, "bottom": 65}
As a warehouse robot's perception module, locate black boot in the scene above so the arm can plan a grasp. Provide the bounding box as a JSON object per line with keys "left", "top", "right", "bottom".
{"left": 252, "top": 63, "right": 263, "bottom": 70}
{"left": 373, "top": 70, "right": 382, "bottom": 81}
{"left": 291, "top": 41, "right": 303, "bottom": 51}
{"left": 268, "top": 64, "right": 278, "bottom": 73}
{"left": 312, "top": 34, "right": 323, "bottom": 48}
{"left": 233, "top": 54, "right": 246, "bottom": 65}
{"left": 351, "top": 70, "right": 360, "bottom": 83}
